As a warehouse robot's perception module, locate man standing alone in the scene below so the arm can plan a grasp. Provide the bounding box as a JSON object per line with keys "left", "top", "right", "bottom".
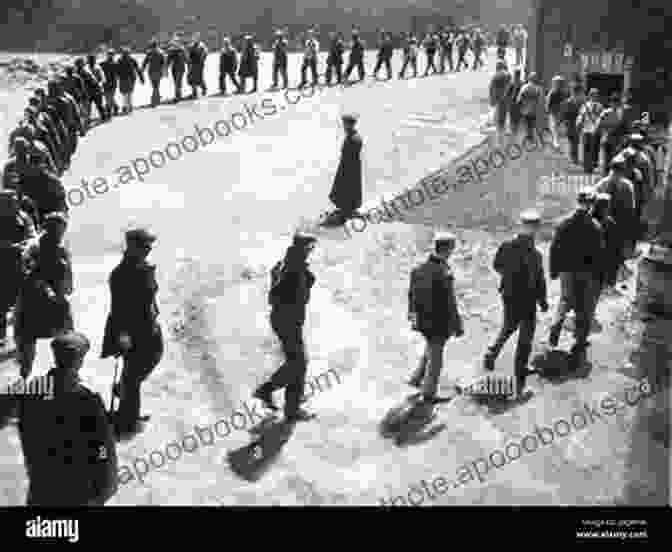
{"left": 407, "top": 232, "right": 464, "bottom": 403}
{"left": 328, "top": 113, "right": 363, "bottom": 223}
{"left": 483, "top": 211, "right": 548, "bottom": 399}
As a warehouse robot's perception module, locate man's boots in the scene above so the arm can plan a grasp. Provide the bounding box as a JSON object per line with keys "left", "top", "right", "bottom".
{"left": 514, "top": 343, "right": 533, "bottom": 398}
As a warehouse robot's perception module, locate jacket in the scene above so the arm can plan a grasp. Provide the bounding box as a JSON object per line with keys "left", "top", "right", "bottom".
{"left": 18, "top": 372, "right": 118, "bottom": 506}
{"left": 142, "top": 48, "right": 166, "bottom": 79}
{"left": 166, "top": 46, "right": 188, "bottom": 74}
{"left": 408, "top": 254, "right": 463, "bottom": 338}
{"left": 101, "top": 256, "right": 160, "bottom": 358}
{"left": 494, "top": 234, "right": 547, "bottom": 306}
{"left": 549, "top": 208, "right": 605, "bottom": 278}
{"left": 100, "top": 59, "right": 118, "bottom": 91}
{"left": 268, "top": 255, "right": 315, "bottom": 325}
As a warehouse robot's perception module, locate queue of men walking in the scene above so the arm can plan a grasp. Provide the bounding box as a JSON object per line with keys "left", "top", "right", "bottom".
{"left": 0, "top": 42, "right": 167, "bottom": 504}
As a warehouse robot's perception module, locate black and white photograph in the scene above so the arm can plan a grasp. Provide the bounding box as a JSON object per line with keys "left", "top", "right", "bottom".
{"left": 0, "top": 0, "right": 669, "bottom": 543}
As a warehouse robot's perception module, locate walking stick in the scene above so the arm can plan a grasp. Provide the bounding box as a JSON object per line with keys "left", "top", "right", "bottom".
{"left": 109, "top": 356, "right": 120, "bottom": 418}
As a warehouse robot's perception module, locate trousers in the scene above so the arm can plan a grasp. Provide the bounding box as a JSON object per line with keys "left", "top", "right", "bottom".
{"left": 485, "top": 297, "right": 537, "bottom": 390}
{"left": 408, "top": 336, "right": 447, "bottom": 398}
{"left": 548, "top": 271, "right": 601, "bottom": 352}
{"left": 258, "top": 311, "right": 308, "bottom": 416}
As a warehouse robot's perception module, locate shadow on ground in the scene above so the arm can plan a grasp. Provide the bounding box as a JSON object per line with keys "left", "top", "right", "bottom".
{"left": 226, "top": 416, "right": 295, "bottom": 482}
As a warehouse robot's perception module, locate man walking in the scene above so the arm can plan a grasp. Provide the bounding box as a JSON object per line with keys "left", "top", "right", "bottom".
{"left": 422, "top": 31, "right": 439, "bottom": 76}
{"left": 219, "top": 37, "right": 241, "bottom": 95}
{"left": 166, "top": 38, "right": 189, "bottom": 102}
{"left": 407, "top": 232, "right": 464, "bottom": 403}
{"left": 548, "top": 188, "right": 605, "bottom": 369}
{"left": 116, "top": 47, "right": 145, "bottom": 114}
{"left": 253, "top": 232, "right": 318, "bottom": 423}
{"left": 560, "top": 83, "right": 586, "bottom": 165}
{"left": 142, "top": 40, "right": 166, "bottom": 107}
{"left": 102, "top": 228, "right": 163, "bottom": 437}
{"left": 595, "top": 157, "right": 638, "bottom": 260}
{"left": 373, "top": 30, "right": 394, "bottom": 80}
{"left": 328, "top": 113, "right": 363, "bottom": 222}
{"left": 517, "top": 72, "right": 544, "bottom": 140}
{"left": 325, "top": 32, "right": 345, "bottom": 86}
{"left": 483, "top": 211, "right": 548, "bottom": 399}
{"left": 399, "top": 33, "right": 418, "bottom": 79}
{"left": 343, "top": 28, "right": 366, "bottom": 84}
{"left": 271, "top": 29, "right": 289, "bottom": 89}
{"left": 299, "top": 29, "right": 320, "bottom": 89}
{"left": 187, "top": 34, "right": 208, "bottom": 99}
{"left": 439, "top": 28, "right": 454, "bottom": 73}
{"left": 489, "top": 60, "right": 512, "bottom": 146}
{"left": 100, "top": 50, "right": 119, "bottom": 118}
{"left": 11, "top": 332, "right": 118, "bottom": 506}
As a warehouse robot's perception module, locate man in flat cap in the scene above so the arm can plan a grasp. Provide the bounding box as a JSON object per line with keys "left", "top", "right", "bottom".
{"left": 595, "top": 157, "right": 637, "bottom": 259}
{"left": 166, "top": 38, "right": 189, "bottom": 102}
{"left": 327, "top": 113, "right": 363, "bottom": 224}
{"left": 548, "top": 188, "right": 604, "bottom": 369}
{"left": 187, "top": 33, "right": 209, "bottom": 99}
{"left": 407, "top": 232, "right": 464, "bottom": 402}
{"left": 484, "top": 210, "right": 548, "bottom": 398}
{"left": 12, "top": 331, "right": 118, "bottom": 506}
{"left": 102, "top": 228, "right": 163, "bottom": 437}
{"left": 254, "top": 232, "right": 317, "bottom": 422}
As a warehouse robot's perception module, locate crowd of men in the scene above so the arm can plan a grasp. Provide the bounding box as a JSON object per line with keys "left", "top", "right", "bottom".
{"left": 1, "top": 16, "right": 656, "bottom": 507}
{"left": 0, "top": 41, "right": 165, "bottom": 505}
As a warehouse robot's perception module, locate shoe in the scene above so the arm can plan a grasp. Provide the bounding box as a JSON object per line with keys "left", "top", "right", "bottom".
{"left": 253, "top": 386, "right": 279, "bottom": 411}
{"left": 138, "top": 414, "right": 151, "bottom": 422}
{"left": 285, "top": 408, "right": 316, "bottom": 423}
{"left": 483, "top": 355, "right": 495, "bottom": 372}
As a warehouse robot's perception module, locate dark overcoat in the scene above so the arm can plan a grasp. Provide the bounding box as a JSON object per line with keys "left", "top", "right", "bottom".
{"left": 329, "top": 131, "right": 363, "bottom": 213}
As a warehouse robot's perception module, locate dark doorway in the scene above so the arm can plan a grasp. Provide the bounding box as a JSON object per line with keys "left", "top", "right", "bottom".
{"left": 586, "top": 73, "right": 624, "bottom": 103}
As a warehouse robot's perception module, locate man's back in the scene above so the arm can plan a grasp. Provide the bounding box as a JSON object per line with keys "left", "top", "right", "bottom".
{"left": 18, "top": 379, "right": 117, "bottom": 505}
{"left": 550, "top": 209, "right": 604, "bottom": 276}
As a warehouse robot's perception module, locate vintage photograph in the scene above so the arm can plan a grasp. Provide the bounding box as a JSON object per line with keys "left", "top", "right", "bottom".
{"left": 0, "top": 0, "right": 669, "bottom": 540}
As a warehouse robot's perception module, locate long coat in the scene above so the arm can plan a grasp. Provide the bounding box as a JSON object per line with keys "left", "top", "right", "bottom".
{"left": 187, "top": 42, "right": 208, "bottom": 86}
{"left": 329, "top": 131, "right": 363, "bottom": 213}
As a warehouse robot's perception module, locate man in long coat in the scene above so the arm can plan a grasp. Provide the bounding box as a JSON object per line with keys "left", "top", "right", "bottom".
{"left": 328, "top": 113, "right": 363, "bottom": 220}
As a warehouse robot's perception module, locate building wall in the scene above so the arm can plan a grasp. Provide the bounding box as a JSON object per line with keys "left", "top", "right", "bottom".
{"left": 532, "top": 0, "right": 671, "bottom": 123}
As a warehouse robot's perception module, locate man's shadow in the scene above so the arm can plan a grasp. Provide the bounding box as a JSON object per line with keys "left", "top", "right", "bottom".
{"left": 226, "top": 415, "right": 295, "bottom": 482}
{"left": 531, "top": 349, "right": 593, "bottom": 383}
{"left": 379, "top": 393, "right": 448, "bottom": 447}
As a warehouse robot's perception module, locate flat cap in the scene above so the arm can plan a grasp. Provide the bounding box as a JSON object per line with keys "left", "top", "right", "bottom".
{"left": 434, "top": 231, "right": 457, "bottom": 246}
{"left": 51, "top": 331, "right": 90, "bottom": 356}
{"left": 43, "top": 211, "right": 68, "bottom": 225}
{"left": 126, "top": 227, "right": 157, "bottom": 245}
{"left": 519, "top": 209, "right": 542, "bottom": 223}
{"left": 292, "top": 231, "right": 317, "bottom": 246}
{"left": 341, "top": 112, "right": 359, "bottom": 123}
{"left": 577, "top": 186, "right": 596, "bottom": 202}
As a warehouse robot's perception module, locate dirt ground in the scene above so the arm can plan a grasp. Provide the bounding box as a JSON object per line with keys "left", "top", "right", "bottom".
{"left": 0, "top": 47, "right": 668, "bottom": 506}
